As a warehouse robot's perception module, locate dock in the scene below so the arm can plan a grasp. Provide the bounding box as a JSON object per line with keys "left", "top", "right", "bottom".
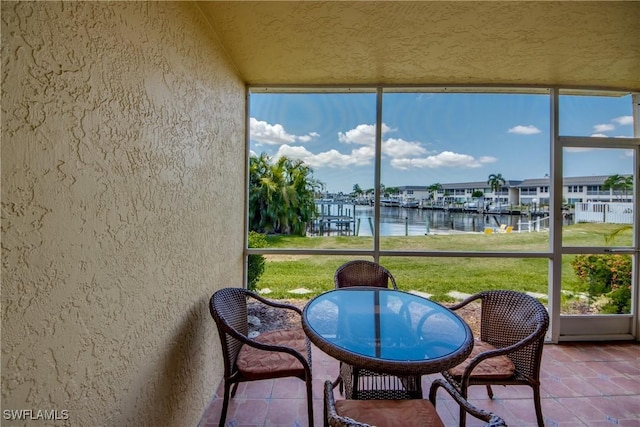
{"left": 311, "top": 202, "right": 358, "bottom": 236}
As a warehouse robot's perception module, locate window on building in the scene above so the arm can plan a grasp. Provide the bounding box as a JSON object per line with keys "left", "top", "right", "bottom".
{"left": 586, "top": 185, "right": 600, "bottom": 195}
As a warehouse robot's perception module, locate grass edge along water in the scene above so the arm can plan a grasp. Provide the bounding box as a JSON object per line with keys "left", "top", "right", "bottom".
{"left": 251, "top": 223, "right": 632, "bottom": 314}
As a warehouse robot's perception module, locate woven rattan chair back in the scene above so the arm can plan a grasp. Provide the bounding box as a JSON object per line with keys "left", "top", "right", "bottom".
{"left": 478, "top": 290, "right": 548, "bottom": 380}
{"left": 210, "top": 287, "right": 313, "bottom": 427}
{"left": 440, "top": 289, "right": 549, "bottom": 427}
{"left": 210, "top": 287, "right": 250, "bottom": 380}
{"left": 334, "top": 260, "right": 398, "bottom": 289}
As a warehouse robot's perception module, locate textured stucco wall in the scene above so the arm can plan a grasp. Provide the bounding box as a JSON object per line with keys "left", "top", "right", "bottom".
{"left": 1, "top": 2, "right": 244, "bottom": 426}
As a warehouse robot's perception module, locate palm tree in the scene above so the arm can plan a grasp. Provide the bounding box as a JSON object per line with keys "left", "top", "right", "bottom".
{"left": 487, "top": 173, "right": 506, "bottom": 203}
{"left": 602, "top": 174, "right": 633, "bottom": 200}
{"left": 602, "top": 174, "right": 633, "bottom": 243}
{"left": 249, "top": 153, "right": 322, "bottom": 235}
{"left": 386, "top": 187, "right": 400, "bottom": 196}
{"left": 352, "top": 183, "right": 363, "bottom": 197}
{"left": 249, "top": 153, "right": 274, "bottom": 232}
{"left": 426, "top": 183, "right": 442, "bottom": 201}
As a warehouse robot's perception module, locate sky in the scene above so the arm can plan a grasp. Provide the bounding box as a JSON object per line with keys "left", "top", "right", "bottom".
{"left": 249, "top": 91, "right": 636, "bottom": 194}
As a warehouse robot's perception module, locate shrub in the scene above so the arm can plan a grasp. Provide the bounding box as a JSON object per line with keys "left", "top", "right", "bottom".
{"left": 247, "top": 231, "right": 267, "bottom": 292}
{"left": 571, "top": 254, "right": 631, "bottom": 314}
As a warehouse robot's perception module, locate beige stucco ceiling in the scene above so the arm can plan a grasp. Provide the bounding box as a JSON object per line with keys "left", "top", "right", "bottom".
{"left": 197, "top": 1, "right": 640, "bottom": 91}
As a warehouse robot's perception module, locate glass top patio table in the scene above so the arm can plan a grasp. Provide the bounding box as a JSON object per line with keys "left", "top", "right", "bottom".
{"left": 302, "top": 287, "right": 473, "bottom": 377}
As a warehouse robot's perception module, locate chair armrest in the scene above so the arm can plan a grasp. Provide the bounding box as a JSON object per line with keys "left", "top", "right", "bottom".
{"left": 324, "top": 381, "right": 371, "bottom": 427}
{"left": 388, "top": 275, "right": 399, "bottom": 290}
{"left": 429, "top": 379, "right": 506, "bottom": 427}
{"left": 447, "top": 293, "right": 483, "bottom": 311}
{"left": 247, "top": 291, "right": 303, "bottom": 315}
{"left": 461, "top": 322, "right": 546, "bottom": 381}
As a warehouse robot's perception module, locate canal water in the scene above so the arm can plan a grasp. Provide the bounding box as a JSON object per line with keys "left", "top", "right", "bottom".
{"left": 314, "top": 204, "right": 542, "bottom": 236}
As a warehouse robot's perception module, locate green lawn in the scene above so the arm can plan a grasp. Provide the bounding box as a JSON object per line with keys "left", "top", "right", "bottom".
{"left": 255, "top": 223, "right": 630, "bottom": 302}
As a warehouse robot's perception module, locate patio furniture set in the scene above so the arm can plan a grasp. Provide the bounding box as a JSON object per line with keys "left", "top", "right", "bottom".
{"left": 209, "top": 260, "right": 550, "bottom": 427}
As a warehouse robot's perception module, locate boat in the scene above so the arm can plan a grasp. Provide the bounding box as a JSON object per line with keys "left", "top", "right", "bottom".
{"left": 401, "top": 198, "right": 419, "bottom": 208}
{"left": 380, "top": 197, "right": 401, "bottom": 207}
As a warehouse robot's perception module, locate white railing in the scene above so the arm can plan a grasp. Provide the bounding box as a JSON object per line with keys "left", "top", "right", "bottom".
{"left": 517, "top": 216, "right": 550, "bottom": 232}
{"left": 575, "top": 202, "right": 633, "bottom": 224}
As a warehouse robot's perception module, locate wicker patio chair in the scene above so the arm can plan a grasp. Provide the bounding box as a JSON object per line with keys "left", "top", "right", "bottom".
{"left": 324, "top": 380, "right": 507, "bottom": 427}
{"left": 209, "top": 287, "right": 313, "bottom": 427}
{"left": 333, "top": 261, "right": 420, "bottom": 399}
{"left": 334, "top": 260, "right": 398, "bottom": 290}
{"left": 435, "top": 290, "right": 549, "bottom": 427}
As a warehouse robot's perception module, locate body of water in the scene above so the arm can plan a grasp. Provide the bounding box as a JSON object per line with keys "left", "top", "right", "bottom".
{"left": 313, "top": 204, "right": 548, "bottom": 236}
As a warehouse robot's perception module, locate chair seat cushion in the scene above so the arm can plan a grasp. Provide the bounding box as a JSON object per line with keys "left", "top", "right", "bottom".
{"left": 335, "top": 399, "right": 444, "bottom": 427}
{"left": 447, "top": 339, "right": 515, "bottom": 379}
{"left": 236, "top": 328, "right": 308, "bottom": 380}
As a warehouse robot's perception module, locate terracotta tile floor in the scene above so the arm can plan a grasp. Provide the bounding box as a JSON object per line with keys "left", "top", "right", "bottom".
{"left": 199, "top": 342, "right": 640, "bottom": 427}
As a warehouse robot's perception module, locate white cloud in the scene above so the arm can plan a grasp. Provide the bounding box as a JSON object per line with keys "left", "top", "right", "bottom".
{"left": 382, "top": 138, "right": 428, "bottom": 158}
{"left": 593, "top": 123, "right": 615, "bottom": 133}
{"left": 338, "top": 123, "right": 392, "bottom": 145}
{"left": 338, "top": 123, "right": 427, "bottom": 159}
{"left": 389, "top": 159, "right": 420, "bottom": 170}
{"left": 613, "top": 116, "right": 633, "bottom": 126}
{"left": 275, "top": 145, "right": 373, "bottom": 168}
{"left": 266, "top": 122, "right": 492, "bottom": 174}
{"left": 508, "top": 125, "right": 541, "bottom": 135}
{"left": 250, "top": 118, "right": 318, "bottom": 145}
{"left": 588, "top": 117, "right": 633, "bottom": 137}
{"left": 250, "top": 118, "right": 297, "bottom": 145}
{"left": 478, "top": 156, "right": 498, "bottom": 164}
{"left": 390, "top": 151, "right": 494, "bottom": 170}
{"left": 297, "top": 132, "right": 320, "bottom": 143}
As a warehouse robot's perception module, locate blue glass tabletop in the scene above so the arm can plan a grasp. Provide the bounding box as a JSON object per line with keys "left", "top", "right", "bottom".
{"left": 302, "top": 288, "right": 472, "bottom": 374}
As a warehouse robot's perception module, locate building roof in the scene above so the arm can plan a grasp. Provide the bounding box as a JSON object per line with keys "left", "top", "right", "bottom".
{"left": 400, "top": 181, "right": 522, "bottom": 191}
{"left": 517, "top": 175, "right": 631, "bottom": 187}
{"left": 441, "top": 180, "right": 523, "bottom": 190}
{"left": 399, "top": 175, "right": 630, "bottom": 191}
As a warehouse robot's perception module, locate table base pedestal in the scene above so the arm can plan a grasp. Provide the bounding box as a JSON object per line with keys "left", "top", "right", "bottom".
{"left": 340, "top": 363, "right": 423, "bottom": 400}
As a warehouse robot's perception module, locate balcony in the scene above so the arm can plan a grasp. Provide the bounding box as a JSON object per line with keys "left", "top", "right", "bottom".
{"left": 199, "top": 341, "right": 639, "bottom": 426}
